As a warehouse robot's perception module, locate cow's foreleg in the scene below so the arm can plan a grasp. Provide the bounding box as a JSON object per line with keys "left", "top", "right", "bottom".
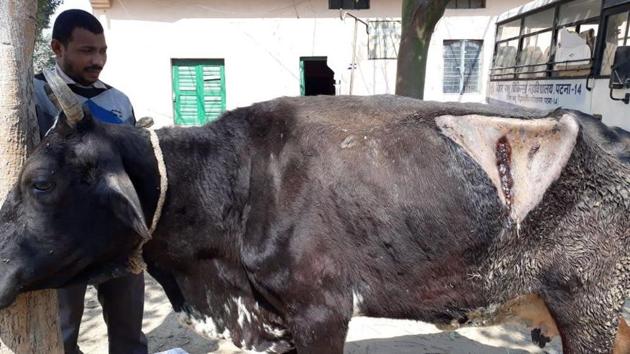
{"left": 543, "top": 289, "right": 625, "bottom": 354}
{"left": 286, "top": 303, "right": 350, "bottom": 354}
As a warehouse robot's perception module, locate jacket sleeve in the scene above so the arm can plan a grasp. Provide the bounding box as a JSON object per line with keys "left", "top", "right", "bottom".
{"left": 129, "top": 107, "right": 137, "bottom": 127}
{"left": 33, "top": 76, "right": 60, "bottom": 138}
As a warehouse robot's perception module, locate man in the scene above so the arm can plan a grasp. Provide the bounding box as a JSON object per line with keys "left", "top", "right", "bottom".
{"left": 33, "top": 9, "right": 148, "bottom": 354}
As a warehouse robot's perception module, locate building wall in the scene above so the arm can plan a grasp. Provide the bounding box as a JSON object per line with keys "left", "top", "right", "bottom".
{"left": 424, "top": 0, "right": 525, "bottom": 103}
{"left": 93, "top": 0, "right": 526, "bottom": 126}
{"left": 93, "top": 0, "right": 399, "bottom": 126}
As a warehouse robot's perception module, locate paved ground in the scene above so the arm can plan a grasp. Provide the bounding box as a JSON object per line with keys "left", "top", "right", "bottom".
{"left": 75, "top": 274, "right": 629, "bottom": 354}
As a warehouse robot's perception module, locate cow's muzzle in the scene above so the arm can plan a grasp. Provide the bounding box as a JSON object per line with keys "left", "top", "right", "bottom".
{"left": 0, "top": 267, "right": 21, "bottom": 309}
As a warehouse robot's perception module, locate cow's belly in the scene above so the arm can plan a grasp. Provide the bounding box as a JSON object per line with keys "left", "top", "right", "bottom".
{"left": 176, "top": 296, "right": 294, "bottom": 353}
{"left": 352, "top": 257, "right": 490, "bottom": 323}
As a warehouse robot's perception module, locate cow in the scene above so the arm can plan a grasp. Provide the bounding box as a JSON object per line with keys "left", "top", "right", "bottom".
{"left": 0, "top": 69, "right": 628, "bottom": 354}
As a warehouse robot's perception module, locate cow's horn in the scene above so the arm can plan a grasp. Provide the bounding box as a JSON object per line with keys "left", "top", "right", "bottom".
{"left": 42, "top": 68, "right": 84, "bottom": 125}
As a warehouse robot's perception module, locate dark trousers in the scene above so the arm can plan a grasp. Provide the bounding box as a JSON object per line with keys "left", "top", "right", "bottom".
{"left": 58, "top": 272, "right": 148, "bottom": 354}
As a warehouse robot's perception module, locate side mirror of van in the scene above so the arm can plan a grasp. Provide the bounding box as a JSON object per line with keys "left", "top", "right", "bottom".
{"left": 609, "top": 46, "right": 630, "bottom": 103}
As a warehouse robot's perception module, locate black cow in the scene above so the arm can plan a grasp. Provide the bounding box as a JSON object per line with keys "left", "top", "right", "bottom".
{"left": 0, "top": 72, "right": 628, "bottom": 353}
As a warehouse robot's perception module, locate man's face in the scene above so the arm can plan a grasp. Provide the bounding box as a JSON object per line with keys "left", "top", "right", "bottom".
{"left": 52, "top": 27, "right": 107, "bottom": 86}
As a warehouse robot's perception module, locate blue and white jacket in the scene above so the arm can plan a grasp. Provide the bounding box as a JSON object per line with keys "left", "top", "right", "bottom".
{"left": 34, "top": 65, "right": 135, "bottom": 137}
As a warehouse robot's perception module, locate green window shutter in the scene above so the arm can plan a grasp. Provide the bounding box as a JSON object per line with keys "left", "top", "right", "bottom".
{"left": 172, "top": 59, "right": 226, "bottom": 126}
{"left": 201, "top": 64, "right": 225, "bottom": 121}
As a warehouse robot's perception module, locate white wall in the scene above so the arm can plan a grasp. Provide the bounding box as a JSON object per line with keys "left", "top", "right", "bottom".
{"left": 94, "top": 0, "right": 527, "bottom": 126}
{"left": 424, "top": 0, "right": 525, "bottom": 103}
{"left": 95, "top": 0, "right": 401, "bottom": 127}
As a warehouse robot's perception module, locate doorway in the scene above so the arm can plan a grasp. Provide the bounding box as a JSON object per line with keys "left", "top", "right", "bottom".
{"left": 300, "top": 57, "right": 335, "bottom": 96}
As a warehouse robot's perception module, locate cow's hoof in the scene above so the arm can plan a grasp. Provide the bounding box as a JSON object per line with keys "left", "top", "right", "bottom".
{"left": 531, "top": 327, "right": 551, "bottom": 348}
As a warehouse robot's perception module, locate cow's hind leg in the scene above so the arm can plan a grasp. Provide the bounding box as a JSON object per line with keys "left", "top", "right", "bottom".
{"left": 543, "top": 289, "right": 624, "bottom": 354}
{"left": 287, "top": 304, "right": 349, "bottom": 354}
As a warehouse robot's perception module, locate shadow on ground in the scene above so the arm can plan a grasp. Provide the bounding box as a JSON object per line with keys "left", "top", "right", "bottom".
{"left": 346, "top": 333, "right": 538, "bottom": 354}
{"left": 147, "top": 312, "right": 218, "bottom": 354}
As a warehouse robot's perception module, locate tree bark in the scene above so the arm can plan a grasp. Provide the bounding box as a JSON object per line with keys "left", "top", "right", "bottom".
{"left": 0, "top": 0, "right": 63, "bottom": 352}
{"left": 395, "top": 0, "right": 450, "bottom": 99}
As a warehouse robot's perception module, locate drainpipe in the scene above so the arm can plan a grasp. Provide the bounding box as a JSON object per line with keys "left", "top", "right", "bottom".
{"left": 340, "top": 10, "right": 369, "bottom": 95}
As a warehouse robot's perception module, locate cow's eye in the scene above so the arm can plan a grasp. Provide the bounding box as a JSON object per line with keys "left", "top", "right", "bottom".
{"left": 32, "top": 180, "right": 55, "bottom": 192}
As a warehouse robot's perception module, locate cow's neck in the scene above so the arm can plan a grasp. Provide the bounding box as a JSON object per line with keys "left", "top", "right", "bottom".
{"left": 118, "top": 119, "right": 251, "bottom": 272}
{"left": 109, "top": 126, "right": 163, "bottom": 232}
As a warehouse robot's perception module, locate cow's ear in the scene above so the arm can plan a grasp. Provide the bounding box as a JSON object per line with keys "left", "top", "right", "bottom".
{"left": 101, "top": 170, "right": 151, "bottom": 273}
{"left": 436, "top": 114, "right": 579, "bottom": 224}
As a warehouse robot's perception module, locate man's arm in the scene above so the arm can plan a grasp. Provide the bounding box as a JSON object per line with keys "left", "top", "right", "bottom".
{"left": 129, "top": 107, "right": 137, "bottom": 127}
{"left": 33, "top": 74, "right": 60, "bottom": 138}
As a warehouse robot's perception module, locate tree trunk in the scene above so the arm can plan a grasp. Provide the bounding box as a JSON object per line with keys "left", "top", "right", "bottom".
{"left": 395, "top": 0, "right": 450, "bottom": 99}
{"left": 0, "top": 0, "right": 63, "bottom": 352}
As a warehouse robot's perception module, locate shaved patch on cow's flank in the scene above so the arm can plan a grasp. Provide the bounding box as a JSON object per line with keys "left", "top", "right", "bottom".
{"left": 435, "top": 114, "right": 579, "bottom": 223}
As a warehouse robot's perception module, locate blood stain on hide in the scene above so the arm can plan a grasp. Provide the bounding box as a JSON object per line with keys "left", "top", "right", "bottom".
{"left": 496, "top": 136, "right": 514, "bottom": 211}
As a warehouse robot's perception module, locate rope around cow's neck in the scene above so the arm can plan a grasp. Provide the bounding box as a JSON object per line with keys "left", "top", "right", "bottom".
{"left": 147, "top": 129, "right": 168, "bottom": 235}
